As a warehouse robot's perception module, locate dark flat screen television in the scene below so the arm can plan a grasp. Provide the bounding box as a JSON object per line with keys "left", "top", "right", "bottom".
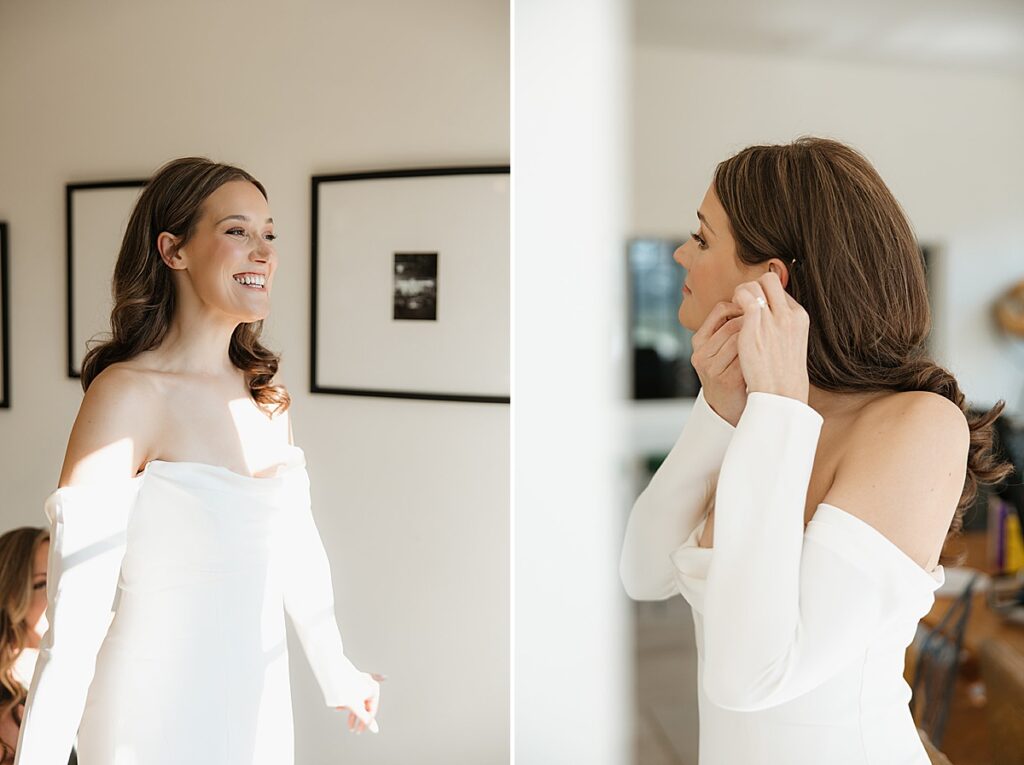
{"left": 628, "top": 238, "right": 700, "bottom": 400}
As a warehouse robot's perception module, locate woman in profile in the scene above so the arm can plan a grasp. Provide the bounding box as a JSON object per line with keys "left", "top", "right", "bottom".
{"left": 0, "top": 528, "right": 55, "bottom": 764}
{"left": 15, "top": 158, "right": 380, "bottom": 765}
{"left": 620, "top": 137, "right": 1012, "bottom": 764}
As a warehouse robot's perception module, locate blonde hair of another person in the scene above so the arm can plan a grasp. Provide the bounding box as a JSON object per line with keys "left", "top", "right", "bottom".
{"left": 0, "top": 527, "right": 49, "bottom": 762}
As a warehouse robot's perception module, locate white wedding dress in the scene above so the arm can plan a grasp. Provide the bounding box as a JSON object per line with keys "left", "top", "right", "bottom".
{"left": 620, "top": 390, "right": 946, "bottom": 765}
{"left": 16, "top": 445, "right": 373, "bottom": 765}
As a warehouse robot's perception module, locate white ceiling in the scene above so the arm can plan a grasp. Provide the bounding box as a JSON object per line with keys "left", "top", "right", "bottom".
{"left": 634, "top": 0, "right": 1024, "bottom": 77}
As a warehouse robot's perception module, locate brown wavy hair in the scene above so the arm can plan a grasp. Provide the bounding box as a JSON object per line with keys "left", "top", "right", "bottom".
{"left": 713, "top": 136, "right": 1014, "bottom": 566}
{"left": 0, "top": 527, "right": 49, "bottom": 763}
{"left": 80, "top": 157, "right": 290, "bottom": 414}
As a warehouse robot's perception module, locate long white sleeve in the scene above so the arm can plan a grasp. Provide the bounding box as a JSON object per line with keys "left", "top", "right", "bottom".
{"left": 699, "top": 392, "right": 938, "bottom": 712}
{"left": 14, "top": 480, "right": 140, "bottom": 765}
{"left": 620, "top": 388, "right": 736, "bottom": 600}
{"left": 276, "top": 479, "right": 374, "bottom": 710}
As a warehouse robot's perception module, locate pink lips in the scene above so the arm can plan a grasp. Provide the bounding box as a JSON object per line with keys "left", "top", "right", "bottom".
{"left": 683, "top": 284, "right": 692, "bottom": 295}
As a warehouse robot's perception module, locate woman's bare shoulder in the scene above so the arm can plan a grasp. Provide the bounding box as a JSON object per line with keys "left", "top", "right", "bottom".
{"left": 823, "top": 390, "right": 969, "bottom": 569}
{"left": 59, "top": 364, "right": 164, "bottom": 486}
{"left": 87, "top": 361, "right": 167, "bottom": 407}
{"left": 839, "top": 389, "right": 969, "bottom": 485}
{"left": 859, "top": 389, "right": 966, "bottom": 424}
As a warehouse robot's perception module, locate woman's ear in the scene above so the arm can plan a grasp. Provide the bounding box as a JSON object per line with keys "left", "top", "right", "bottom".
{"left": 767, "top": 259, "right": 790, "bottom": 291}
{"left": 156, "top": 232, "right": 183, "bottom": 270}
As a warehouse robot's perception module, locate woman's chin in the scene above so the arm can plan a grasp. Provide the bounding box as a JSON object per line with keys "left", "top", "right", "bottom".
{"left": 678, "top": 304, "right": 697, "bottom": 332}
{"left": 236, "top": 307, "right": 270, "bottom": 324}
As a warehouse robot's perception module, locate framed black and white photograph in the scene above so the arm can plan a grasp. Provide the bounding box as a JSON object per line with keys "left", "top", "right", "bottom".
{"left": 628, "top": 237, "right": 700, "bottom": 400}
{"left": 393, "top": 252, "right": 438, "bottom": 321}
{"left": 311, "top": 166, "right": 510, "bottom": 403}
{"left": 66, "top": 179, "right": 147, "bottom": 378}
{"left": 0, "top": 222, "right": 9, "bottom": 409}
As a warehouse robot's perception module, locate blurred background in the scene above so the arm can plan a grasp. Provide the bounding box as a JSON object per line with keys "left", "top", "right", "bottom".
{"left": 516, "top": 1, "right": 1024, "bottom": 764}
{"left": 0, "top": 1, "right": 509, "bottom": 763}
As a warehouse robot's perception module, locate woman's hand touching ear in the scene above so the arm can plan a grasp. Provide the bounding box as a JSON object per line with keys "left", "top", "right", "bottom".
{"left": 690, "top": 300, "right": 748, "bottom": 427}
{"left": 732, "top": 271, "right": 811, "bottom": 405}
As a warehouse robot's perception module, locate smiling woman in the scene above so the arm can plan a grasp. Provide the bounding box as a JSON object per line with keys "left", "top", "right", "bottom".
{"left": 14, "top": 158, "right": 380, "bottom": 765}
{"left": 79, "top": 159, "right": 287, "bottom": 414}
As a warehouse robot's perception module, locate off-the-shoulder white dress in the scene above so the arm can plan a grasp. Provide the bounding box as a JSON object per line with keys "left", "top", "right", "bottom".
{"left": 16, "top": 446, "right": 369, "bottom": 765}
{"left": 620, "top": 390, "right": 945, "bottom": 765}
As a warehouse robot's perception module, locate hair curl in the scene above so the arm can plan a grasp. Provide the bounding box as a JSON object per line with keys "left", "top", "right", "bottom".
{"left": 713, "top": 136, "right": 1014, "bottom": 566}
{"left": 80, "top": 157, "right": 289, "bottom": 414}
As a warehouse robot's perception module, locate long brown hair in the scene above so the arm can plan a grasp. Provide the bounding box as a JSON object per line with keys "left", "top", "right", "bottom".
{"left": 80, "top": 157, "right": 290, "bottom": 414}
{"left": 0, "top": 527, "right": 49, "bottom": 762}
{"left": 713, "top": 136, "right": 1013, "bottom": 566}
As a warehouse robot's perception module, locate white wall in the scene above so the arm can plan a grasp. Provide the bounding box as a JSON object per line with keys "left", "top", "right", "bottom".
{"left": 631, "top": 43, "right": 1024, "bottom": 455}
{"left": 0, "top": 1, "right": 509, "bottom": 763}
{"left": 514, "top": 1, "right": 633, "bottom": 763}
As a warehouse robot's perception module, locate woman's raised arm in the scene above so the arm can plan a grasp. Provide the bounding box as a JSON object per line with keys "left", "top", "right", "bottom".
{"left": 620, "top": 387, "right": 736, "bottom": 600}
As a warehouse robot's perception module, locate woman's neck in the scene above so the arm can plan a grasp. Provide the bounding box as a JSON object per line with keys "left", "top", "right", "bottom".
{"left": 142, "top": 313, "right": 241, "bottom": 378}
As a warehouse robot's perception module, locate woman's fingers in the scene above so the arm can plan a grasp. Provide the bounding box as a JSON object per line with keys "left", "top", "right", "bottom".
{"left": 700, "top": 316, "right": 743, "bottom": 358}
{"left": 732, "top": 282, "right": 766, "bottom": 314}
{"left": 721, "top": 354, "right": 743, "bottom": 385}
{"left": 693, "top": 316, "right": 743, "bottom": 380}
{"left": 729, "top": 272, "right": 811, "bottom": 400}
{"left": 340, "top": 682, "right": 380, "bottom": 734}
{"left": 758, "top": 270, "right": 789, "bottom": 312}
{"left": 714, "top": 354, "right": 744, "bottom": 394}
{"left": 692, "top": 301, "right": 743, "bottom": 350}
{"left": 344, "top": 697, "right": 378, "bottom": 734}
{"left": 705, "top": 332, "right": 739, "bottom": 376}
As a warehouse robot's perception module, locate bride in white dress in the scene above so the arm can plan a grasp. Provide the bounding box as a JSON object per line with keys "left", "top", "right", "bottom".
{"left": 14, "top": 158, "right": 380, "bottom": 765}
{"left": 620, "top": 137, "right": 1013, "bottom": 764}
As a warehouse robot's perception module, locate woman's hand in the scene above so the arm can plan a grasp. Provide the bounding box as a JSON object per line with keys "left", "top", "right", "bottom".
{"left": 336, "top": 672, "right": 384, "bottom": 734}
{"left": 691, "top": 300, "right": 748, "bottom": 426}
{"left": 732, "top": 272, "right": 811, "bottom": 404}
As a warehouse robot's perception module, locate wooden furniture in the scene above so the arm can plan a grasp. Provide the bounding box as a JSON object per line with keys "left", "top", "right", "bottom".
{"left": 913, "top": 575, "right": 981, "bottom": 747}
{"left": 925, "top": 591, "right": 1024, "bottom": 660}
{"left": 909, "top": 529, "right": 1024, "bottom": 765}
{"left": 921, "top": 531, "right": 1024, "bottom": 660}
{"left": 978, "top": 638, "right": 1024, "bottom": 765}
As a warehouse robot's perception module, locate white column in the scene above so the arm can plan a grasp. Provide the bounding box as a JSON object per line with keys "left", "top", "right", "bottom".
{"left": 514, "top": 0, "right": 632, "bottom": 762}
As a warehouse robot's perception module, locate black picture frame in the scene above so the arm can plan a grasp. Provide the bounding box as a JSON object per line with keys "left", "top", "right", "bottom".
{"left": 310, "top": 165, "right": 510, "bottom": 404}
{"left": 0, "top": 222, "right": 9, "bottom": 409}
{"left": 65, "top": 179, "right": 148, "bottom": 378}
